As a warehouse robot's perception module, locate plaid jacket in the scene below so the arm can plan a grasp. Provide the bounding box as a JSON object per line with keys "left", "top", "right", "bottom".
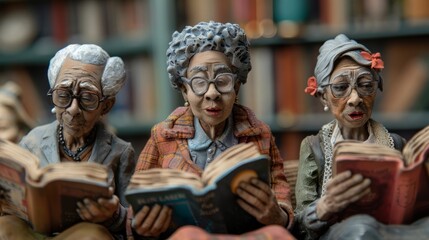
{"left": 135, "top": 104, "right": 294, "bottom": 228}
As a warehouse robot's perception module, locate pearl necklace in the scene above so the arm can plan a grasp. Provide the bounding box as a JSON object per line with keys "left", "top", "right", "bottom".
{"left": 58, "top": 124, "right": 96, "bottom": 162}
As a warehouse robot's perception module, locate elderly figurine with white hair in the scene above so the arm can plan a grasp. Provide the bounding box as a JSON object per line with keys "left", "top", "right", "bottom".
{"left": 294, "top": 34, "right": 429, "bottom": 240}
{"left": 0, "top": 44, "right": 135, "bottom": 239}
{"left": 130, "top": 21, "right": 294, "bottom": 239}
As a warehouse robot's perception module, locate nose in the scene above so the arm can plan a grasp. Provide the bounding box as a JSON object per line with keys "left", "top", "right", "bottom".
{"left": 67, "top": 97, "right": 82, "bottom": 115}
{"left": 347, "top": 88, "right": 362, "bottom": 107}
{"left": 204, "top": 83, "right": 221, "bottom": 100}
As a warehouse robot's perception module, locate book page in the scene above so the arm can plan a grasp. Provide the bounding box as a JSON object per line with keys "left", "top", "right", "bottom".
{"left": 127, "top": 168, "right": 204, "bottom": 190}
{"left": 0, "top": 162, "right": 27, "bottom": 220}
{"left": 403, "top": 125, "right": 429, "bottom": 167}
{"left": 0, "top": 139, "right": 39, "bottom": 220}
{"left": 27, "top": 175, "right": 111, "bottom": 234}
{"left": 202, "top": 143, "right": 261, "bottom": 185}
{"left": 125, "top": 142, "right": 270, "bottom": 234}
{"left": 333, "top": 140, "right": 421, "bottom": 224}
{"left": 210, "top": 156, "right": 269, "bottom": 233}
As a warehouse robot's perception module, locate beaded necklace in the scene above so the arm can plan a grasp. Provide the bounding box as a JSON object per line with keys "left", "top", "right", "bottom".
{"left": 58, "top": 124, "right": 96, "bottom": 162}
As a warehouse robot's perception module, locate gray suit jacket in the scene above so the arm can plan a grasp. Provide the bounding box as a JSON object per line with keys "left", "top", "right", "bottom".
{"left": 19, "top": 121, "right": 136, "bottom": 206}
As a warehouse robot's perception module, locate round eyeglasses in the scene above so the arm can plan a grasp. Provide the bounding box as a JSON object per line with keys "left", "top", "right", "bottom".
{"left": 47, "top": 88, "right": 105, "bottom": 111}
{"left": 323, "top": 80, "right": 378, "bottom": 98}
{"left": 181, "top": 73, "right": 237, "bottom": 96}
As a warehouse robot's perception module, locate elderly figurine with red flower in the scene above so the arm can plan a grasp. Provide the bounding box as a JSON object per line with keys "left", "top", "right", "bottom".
{"left": 294, "top": 34, "right": 429, "bottom": 239}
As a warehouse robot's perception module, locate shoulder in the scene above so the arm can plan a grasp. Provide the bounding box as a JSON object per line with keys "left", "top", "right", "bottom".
{"left": 233, "top": 104, "right": 271, "bottom": 131}
{"left": 26, "top": 121, "right": 57, "bottom": 135}
{"left": 166, "top": 107, "right": 191, "bottom": 123}
{"left": 149, "top": 107, "right": 194, "bottom": 140}
{"left": 369, "top": 119, "right": 406, "bottom": 151}
{"left": 98, "top": 123, "right": 134, "bottom": 152}
{"left": 20, "top": 121, "right": 57, "bottom": 145}
{"left": 300, "top": 134, "right": 322, "bottom": 153}
{"left": 390, "top": 132, "right": 407, "bottom": 151}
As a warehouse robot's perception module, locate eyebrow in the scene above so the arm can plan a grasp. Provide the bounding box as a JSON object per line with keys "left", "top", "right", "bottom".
{"left": 55, "top": 79, "right": 100, "bottom": 92}
{"left": 189, "top": 64, "right": 232, "bottom": 75}
{"left": 332, "top": 69, "right": 372, "bottom": 81}
{"left": 189, "top": 66, "right": 208, "bottom": 73}
{"left": 79, "top": 82, "right": 100, "bottom": 92}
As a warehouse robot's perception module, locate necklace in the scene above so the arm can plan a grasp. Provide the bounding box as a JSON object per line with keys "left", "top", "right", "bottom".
{"left": 58, "top": 124, "right": 96, "bottom": 162}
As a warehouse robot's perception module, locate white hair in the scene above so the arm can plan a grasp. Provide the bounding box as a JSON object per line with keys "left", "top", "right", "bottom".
{"left": 47, "top": 44, "right": 126, "bottom": 97}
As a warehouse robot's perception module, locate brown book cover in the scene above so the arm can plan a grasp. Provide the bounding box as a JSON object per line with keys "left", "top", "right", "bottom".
{"left": 125, "top": 143, "right": 270, "bottom": 236}
{"left": 332, "top": 125, "right": 429, "bottom": 224}
{"left": 0, "top": 139, "right": 112, "bottom": 234}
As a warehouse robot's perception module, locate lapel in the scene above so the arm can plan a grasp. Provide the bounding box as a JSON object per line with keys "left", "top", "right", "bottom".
{"left": 89, "top": 123, "right": 112, "bottom": 164}
{"left": 40, "top": 121, "right": 62, "bottom": 165}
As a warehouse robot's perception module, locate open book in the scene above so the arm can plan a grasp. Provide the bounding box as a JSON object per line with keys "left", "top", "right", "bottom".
{"left": 333, "top": 125, "right": 429, "bottom": 224}
{"left": 0, "top": 139, "right": 112, "bottom": 234}
{"left": 125, "top": 143, "right": 270, "bottom": 236}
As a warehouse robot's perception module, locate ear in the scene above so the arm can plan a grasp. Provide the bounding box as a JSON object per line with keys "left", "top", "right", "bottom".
{"left": 101, "top": 97, "right": 115, "bottom": 115}
{"left": 234, "top": 82, "right": 241, "bottom": 95}
{"left": 319, "top": 91, "right": 328, "bottom": 107}
{"left": 180, "top": 85, "right": 188, "bottom": 102}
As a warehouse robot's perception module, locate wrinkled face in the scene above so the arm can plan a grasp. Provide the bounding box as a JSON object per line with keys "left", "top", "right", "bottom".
{"left": 323, "top": 58, "right": 377, "bottom": 129}
{"left": 53, "top": 57, "right": 106, "bottom": 138}
{"left": 182, "top": 51, "right": 238, "bottom": 129}
{"left": 0, "top": 105, "right": 21, "bottom": 142}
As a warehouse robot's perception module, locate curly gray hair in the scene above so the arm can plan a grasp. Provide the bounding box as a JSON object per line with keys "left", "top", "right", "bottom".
{"left": 47, "top": 44, "right": 126, "bottom": 97}
{"left": 166, "top": 21, "right": 251, "bottom": 90}
{"left": 313, "top": 34, "right": 383, "bottom": 97}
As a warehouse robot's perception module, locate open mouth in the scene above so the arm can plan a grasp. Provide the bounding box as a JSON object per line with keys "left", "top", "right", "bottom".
{"left": 349, "top": 111, "right": 364, "bottom": 120}
{"left": 205, "top": 107, "right": 221, "bottom": 115}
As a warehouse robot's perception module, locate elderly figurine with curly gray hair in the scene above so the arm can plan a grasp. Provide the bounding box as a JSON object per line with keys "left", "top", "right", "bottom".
{"left": 0, "top": 44, "right": 136, "bottom": 239}
{"left": 130, "top": 21, "right": 294, "bottom": 239}
{"left": 294, "top": 34, "right": 429, "bottom": 240}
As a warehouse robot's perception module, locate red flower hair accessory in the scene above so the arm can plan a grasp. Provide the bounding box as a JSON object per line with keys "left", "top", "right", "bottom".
{"left": 360, "top": 51, "right": 384, "bottom": 71}
{"left": 304, "top": 76, "right": 317, "bottom": 96}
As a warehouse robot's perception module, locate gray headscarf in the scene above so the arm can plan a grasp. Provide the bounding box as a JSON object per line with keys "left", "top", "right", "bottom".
{"left": 48, "top": 44, "right": 126, "bottom": 97}
{"left": 306, "top": 34, "right": 384, "bottom": 97}
{"left": 166, "top": 21, "right": 251, "bottom": 90}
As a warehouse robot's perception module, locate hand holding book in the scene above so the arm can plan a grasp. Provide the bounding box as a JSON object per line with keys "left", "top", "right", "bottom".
{"left": 126, "top": 143, "right": 271, "bottom": 236}
{"left": 0, "top": 139, "right": 112, "bottom": 234}
{"left": 332, "top": 125, "right": 429, "bottom": 224}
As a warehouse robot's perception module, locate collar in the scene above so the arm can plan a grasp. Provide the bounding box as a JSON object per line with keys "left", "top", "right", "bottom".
{"left": 160, "top": 104, "right": 265, "bottom": 139}
{"left": 330, "top": 121, "right": 376, "bottom": 146}
{"left": 188, "top": 115, "right": 235, "bottom": 151}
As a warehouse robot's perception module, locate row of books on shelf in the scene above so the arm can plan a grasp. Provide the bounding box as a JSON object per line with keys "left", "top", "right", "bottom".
{"left": 0, "top": 0, "right": 150, "bottom": 53}
{"left": 182, "top": 0, "right": 429, "bottom": 39}
{"left": 1, "top": 124, "right": 429, "bottom": 235}
{"left": 109, "top": 55, "right": 159, "bottom": 125}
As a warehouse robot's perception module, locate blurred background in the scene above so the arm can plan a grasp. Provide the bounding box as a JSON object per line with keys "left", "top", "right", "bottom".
{"left": 0, "top": 0, "right": 428, "bottom": 160}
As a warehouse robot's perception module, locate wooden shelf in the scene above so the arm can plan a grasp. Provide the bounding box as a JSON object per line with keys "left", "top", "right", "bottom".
{"left": 251, "top": 22, "right": 429, "bottom": 47}
{"left": 0, "top": 37, "right": 152, "bottom": 66}
{"left": 268, "top": 112, "right": 429, "bottom": 133}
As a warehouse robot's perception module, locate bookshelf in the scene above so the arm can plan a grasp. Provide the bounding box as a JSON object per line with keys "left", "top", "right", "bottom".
{"left": 0, "top": 0, "right": 181, "bottom": 153}
{"left": 174, "top": 0, "right": 429, "bottom": 159}
{"left": 1, "top": 0, "right": 429, "bottom": 158}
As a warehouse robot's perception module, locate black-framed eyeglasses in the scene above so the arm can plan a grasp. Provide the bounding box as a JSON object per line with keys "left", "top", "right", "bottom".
{"left": 181, "top": 73, "right": 237, "bottom": 96}
{"left": 47, "top": 88, "right": 105, "bottom": 111}
{"left": 322, "top": 80, "right": 378, "bottom": 98}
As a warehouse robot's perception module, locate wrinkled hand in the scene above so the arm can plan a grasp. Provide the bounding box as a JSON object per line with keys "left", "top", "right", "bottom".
{"left": 317, "top": 171, "right": 371, "bottom": 221}
{"left": 236, "top": 178, "right": 288, "bottom": 226}
{"left": 76, "top": 187, "right": 119, "bottom": 223}
{"left": 132, "top": 204, "right": 172, "bottom": 237}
